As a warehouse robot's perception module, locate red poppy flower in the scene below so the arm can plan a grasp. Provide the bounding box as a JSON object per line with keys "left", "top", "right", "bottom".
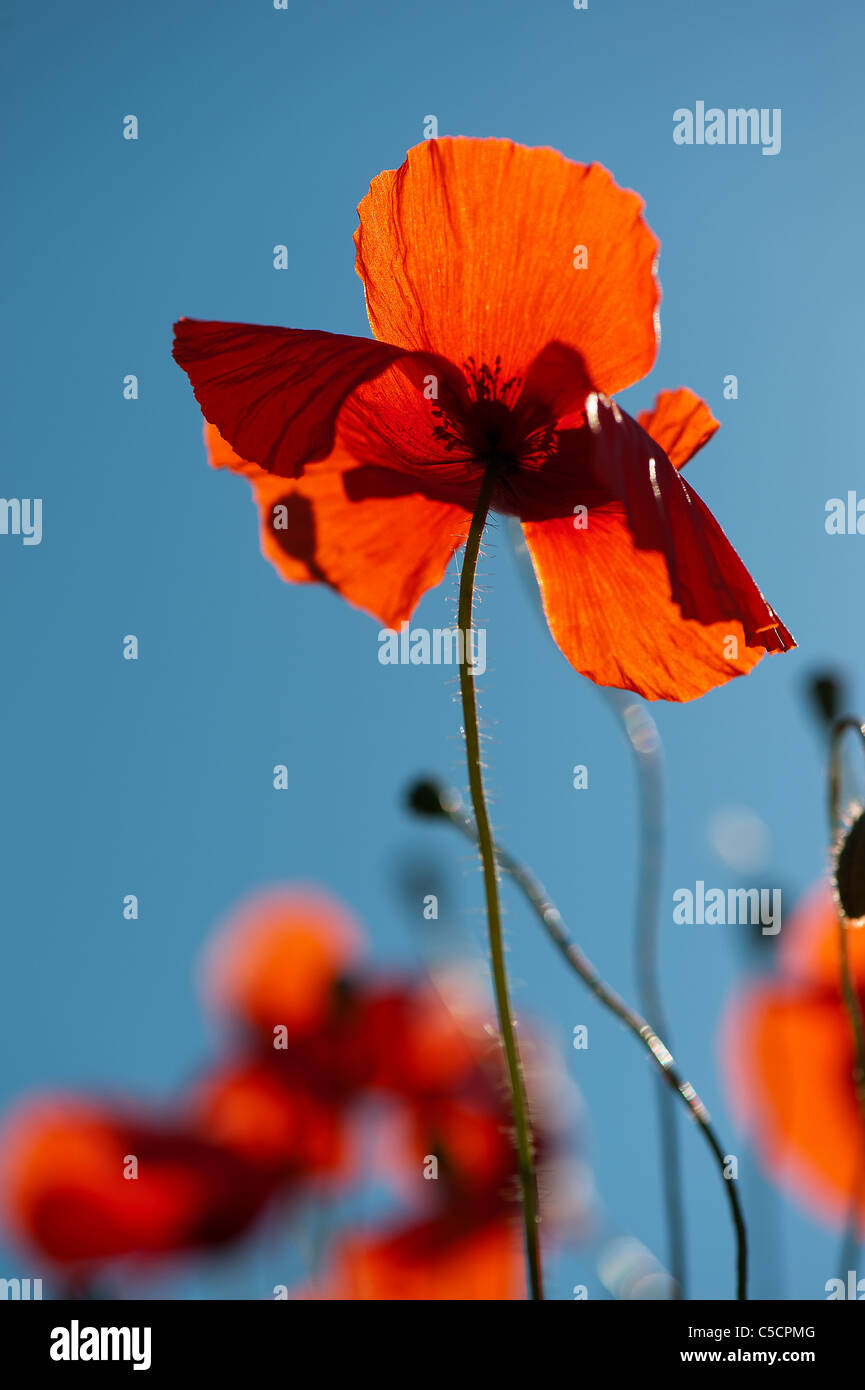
{"left": 174, "top": 137, "right": 793, "bottom": 701}
{"left": 201, "top": 887, "right": 363, "bottom": 1044}
{"left": 721, "top": 883, "right": 865, "bottom": 1230}
{"left": 402, "top": 1093, "right": 520, "bottom": 1205}
{"left": 200, "top": 889, "right": 491, "bottom": 1098}
{"left": 190, "top": 1061, "right": 346, "bottom": 1180}
{"left": 353, "top": 983, "right": 491, "bottom": 1097}
{"left": 0, "top": 1098, "right": 271, "bottom": 1265}
{"left": 299, "top": 1213, "right": 526, "bottom": 1301}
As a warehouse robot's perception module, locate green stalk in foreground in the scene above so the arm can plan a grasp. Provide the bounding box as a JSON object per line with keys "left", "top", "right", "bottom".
{"left": 408, "top": 778, "right": 748, "bottom": 1301}
{"left": 456, "top": 467, "right": 543, "bottom": 1301}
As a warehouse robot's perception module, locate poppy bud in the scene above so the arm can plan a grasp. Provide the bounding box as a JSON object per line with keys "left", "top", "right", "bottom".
{"left": 835, "top": 808, "right": 865, "bottom": 921}
{"left": 806, "top": 671, "right": 846, "bottom": 729}
{"left": 405, "top": 778, "right": 452, "bottom": 818}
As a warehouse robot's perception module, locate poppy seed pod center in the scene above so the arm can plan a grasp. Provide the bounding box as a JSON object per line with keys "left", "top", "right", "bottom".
{"left": 431, "top": 355, "right": 556, "bottom": 475}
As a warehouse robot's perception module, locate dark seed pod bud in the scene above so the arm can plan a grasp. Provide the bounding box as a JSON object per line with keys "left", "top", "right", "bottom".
{"left": 835, "top": 809, "right": 865, "bottom": 921}
{"left": 807, "top": 671, "right": 846, "bottom": 729}
{"left": 405, "top": 778, "right": 450, "bottom": 818}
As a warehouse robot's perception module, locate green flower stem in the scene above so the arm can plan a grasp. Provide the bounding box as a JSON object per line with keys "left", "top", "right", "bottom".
{"left": 434, "top": 786, "right": 748, "bottom": 1301}
{"left": 457, "top": 466, "right": 544, "bottom": 1302}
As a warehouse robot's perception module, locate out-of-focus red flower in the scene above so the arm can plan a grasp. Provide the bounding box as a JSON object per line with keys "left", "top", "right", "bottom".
{"left": 200, "top": 891, "right": 488, "bottom": 1100}
{"left": 301, "top": 1213, "right": 525, "bottom": 1301}
{"left": 0, "top": 884, "right": 579, "bottom": 1298}
{"left": 404, "top": 1093, "right": 517, "bottom": 1203}
{"left": 0, "top": 1098, "right": 271, "bottom": 1266}
{"left": 174, "top": 137, "right": 794, "bottom": 702}
{"left": 189, "top": 1061, "right": 346, "bottom": 1181}
{"left": 721, "top": 882, "right": 865, "bottom": 1230}
{"left": 201, "top": 888, "right": 363, "bottom": 1043}
{"left": 352, "top": 984, "right": 489, "bottom": 1097}
{"left": 776, "top": 881, "right": 865, "bottom": 990}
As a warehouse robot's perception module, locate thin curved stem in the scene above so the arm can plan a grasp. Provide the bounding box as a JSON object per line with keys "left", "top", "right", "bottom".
{"left": 828, "top": 717, "right": 865, "bottom": 1132}
{"left": 605, "top": 692, "right": 686, "bottom": 1297}
{"left": 435, "top": 789, "right": 748, "bottom": 1300}
{"left": 457, "top": 468, "right": 543, "bottom": 1301}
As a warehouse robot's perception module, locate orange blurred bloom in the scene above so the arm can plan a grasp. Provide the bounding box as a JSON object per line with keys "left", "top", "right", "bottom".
{"left": 721, "top": 883, "right": 865, "bottom": 1230}
{"left": 201, "top": 889, "right": 496, "bottom": 1100}
{"left": 190, "top": 1061, "right": 346, "bottom": 1181}
{"left": 301, "top": 1214, "right": 525, "bottom": 1301}
{"left": 196, "top": 887, "right": 559, "bottom": 1298}
{"left": 202, "top": 887, "right": 363, "bottom": 1044}
{"left": 0, "top": 1098, "right": 272, "bottom": 1266}
{"left": 174, "top": 136, "right": 793, "bottom": 701}
{"left": 0, "top": 886, "right": 577, "bottom": 1297}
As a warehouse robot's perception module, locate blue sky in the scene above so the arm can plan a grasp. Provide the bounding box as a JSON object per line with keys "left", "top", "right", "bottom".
{"left": 1, "top": 0, "right": 863, "bottom": 1299}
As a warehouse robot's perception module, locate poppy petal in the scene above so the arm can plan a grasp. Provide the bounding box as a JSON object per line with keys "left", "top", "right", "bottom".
{"left": 778, "top": 882, "right": 865, "bottom": 992}
{"left": 722, "top": 987, "right": 865, "bottom": 1231}
{"left": 355, "top": 137, "right": 660, "bottom": 396}
{"left": 191, "top": 1064, "right": 346, "bottom": 1178}
{"left": 206, "top": 424, "right": 471, "bottom": 627}
{"left": 201, "top": 888, "right": 365, "bottom": 1040}
{"left": 173, "top": 319, "right": 460, "bottom": 479}
{"left": 585, "top": 394, "right": 794, "bottom": 651}
{"left": 521, "top": 507, "right": 768, "bottom": 702}
{"left": 305, "top": 1217, "right": 526, "bottom": 1300}
{"left": 0, "top": 1099, "right": 268, "bottom": 1262}
{"left": 637, "top": 388, "right": 720, "bottom": 470}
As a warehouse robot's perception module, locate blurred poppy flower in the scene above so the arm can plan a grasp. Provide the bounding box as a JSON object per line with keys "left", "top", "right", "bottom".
{"left": 201, "top": 889, "right": 489, "bottom": 1099}
{"left": 0, "top": 1098, "right": 271, "bottom": 1267}
{"left": 721, "top": 883, "right": 865, "bottom": 1230}
{"left": 353, "top": 983, "right": 489, "bottom": 1097}
{"left": 190, "top": 1061, "right": 346, "bottom": 1181}
{"left": 174, "top": 136, "right": 793, "bottom": 701}
{"left": 202, "top": 887, "right": 363, "bottom": 1044}
{"left": 0, "top": 884, "right": 581, "bottom": 1298}
{"left": 402, "top": 1093, "right": 519, "bottom": 1206}
{"left": 300, "top": 1213, "right": 525, "bottom": 1301}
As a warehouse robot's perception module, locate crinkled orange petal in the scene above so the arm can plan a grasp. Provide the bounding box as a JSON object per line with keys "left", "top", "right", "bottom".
{"left": 201, "top": 888, "right": 364, "bottom": 1039}
{"left": 585, "top": 394, "right": 794, "bottom": 652}
{"left": 173, "top": 319, "right": 460, "bottom": 479}
{"left": 521, "top": 507, "right": 766, "bottom": 702}
{"left": 308, "top": 1217, "right": 526, "bottom": 1301}
{"left": 205, "top": 424, "right": 471, "bottom": 628}
{"left": 637, "top": 387, "right": 720, "bottom": 470}
{"left": 355, "top": 137, "right": 660, "bottom": 396}
{"left": 779, "top": 882, "right": 865, "bottom": 992}
{"left": 721, "top": 987, "right": 865, "bottom": 1231}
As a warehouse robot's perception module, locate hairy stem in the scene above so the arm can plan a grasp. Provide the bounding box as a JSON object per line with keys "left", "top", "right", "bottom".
{"left": 457, "top": 468, "right": 543, "bottom": 1301}
{"left": 432, "top": 786, "right": 748, "bottom": 1300}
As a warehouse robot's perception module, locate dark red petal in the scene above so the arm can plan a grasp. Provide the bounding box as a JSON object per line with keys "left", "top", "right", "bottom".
{"left": 586, "top": 394, "right": 794, "bottom": 652}
{"left": 173, "top": 319, "right": 461, "bottom": 479}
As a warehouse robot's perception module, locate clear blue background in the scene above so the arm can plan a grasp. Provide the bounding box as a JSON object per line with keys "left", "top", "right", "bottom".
{"left": 1, "top": 0, "right": 862, "bottom": 1300}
